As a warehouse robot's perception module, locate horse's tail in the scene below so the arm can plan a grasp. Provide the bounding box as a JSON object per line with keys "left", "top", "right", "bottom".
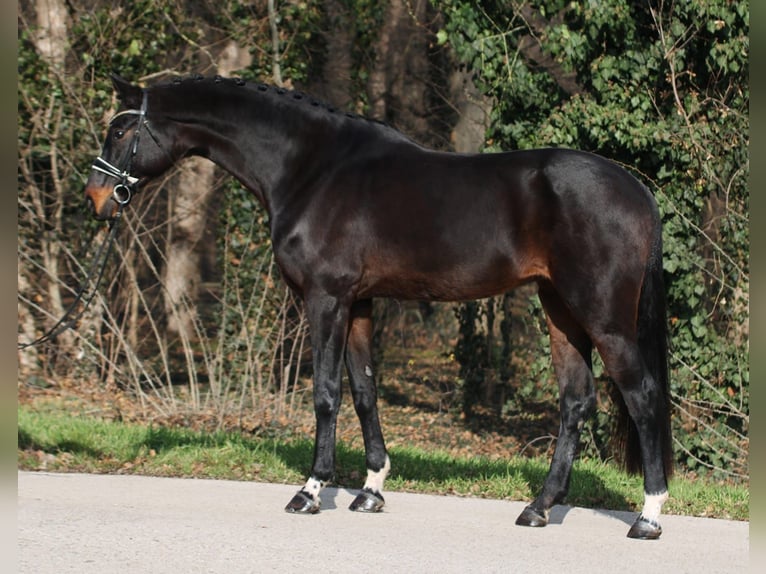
{"left": 614, "top": 213, "right": 674, "bottom": 479}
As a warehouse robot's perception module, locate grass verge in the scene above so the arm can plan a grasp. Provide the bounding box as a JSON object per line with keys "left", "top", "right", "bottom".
{"left": 17, "top": 405, "right": 748, "bottom": 521}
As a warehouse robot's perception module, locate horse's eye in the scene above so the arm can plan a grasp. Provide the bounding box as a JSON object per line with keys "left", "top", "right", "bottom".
{"left": 113, "top": 129, "right": 126, "bottom": 140}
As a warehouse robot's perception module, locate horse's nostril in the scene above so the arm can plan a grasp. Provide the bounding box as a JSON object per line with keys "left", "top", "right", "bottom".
{"left": 84, "top": 190, "right": 109, "bottom": 219}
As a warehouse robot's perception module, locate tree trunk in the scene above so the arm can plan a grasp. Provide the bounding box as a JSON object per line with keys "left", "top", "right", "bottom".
{"left": 367, "top": 0, "right": 430, "bottom": 139}
{"left": 33, "top": 0, "right": 69, "bottom": 70}
{"left": 448, "top": 68, "right": 492, "bottom": 153}
{"left": 314, "top": 0, "right": 353, "bottom": 109}
{"left": 17, "top": 270, "right": 39, "bottom": 374}
{"left": 516, "top": 3, "right": 584, "bottom": 96}
{"left": 19, "top": 0, "right": 75, "bottom": 365}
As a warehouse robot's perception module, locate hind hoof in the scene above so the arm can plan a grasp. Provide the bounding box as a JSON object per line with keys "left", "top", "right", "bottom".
{"left": 627, "top": 516, "right": 662, "bottom": 539}
{"left": 349, "top": 488, "right": 385, "bottom": 512}
{"left": 515, "top": 505, "right": 549, "bottom": 527}
{"left": 285, "top": 490, "right": 320, "bottom": 514}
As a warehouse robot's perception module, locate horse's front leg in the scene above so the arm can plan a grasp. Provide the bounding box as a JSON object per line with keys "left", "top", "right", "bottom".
{"left": 345, "top": 299, "right": 390, "bottom": 512}
{"left": 285, "top": 293, "right": 350, "bottom": 514}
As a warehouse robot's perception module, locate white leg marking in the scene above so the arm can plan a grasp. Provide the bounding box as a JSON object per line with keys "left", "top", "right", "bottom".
{"left": 363, "top": 454, "right": 391, "bottom": 494}
{"left": 640, "top": 491, "right": 668, "bottom": 523}
{"left": 303, "top": 477, "right": 324, "bottom": 503}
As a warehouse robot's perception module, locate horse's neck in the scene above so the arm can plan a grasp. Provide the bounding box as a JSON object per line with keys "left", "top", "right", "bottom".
{"left": 171, "top": 88, "right": 414, "bottom": 221}
{"left": 185, "top": 101, "right": 344, "bottom": 217}
{"left": 191, "top": 126, "right": 286, "bottom": 213}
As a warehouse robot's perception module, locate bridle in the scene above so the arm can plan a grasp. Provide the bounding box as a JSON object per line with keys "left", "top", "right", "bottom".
{"left": 90, "top": 89, "right": 150, "bottom": 208}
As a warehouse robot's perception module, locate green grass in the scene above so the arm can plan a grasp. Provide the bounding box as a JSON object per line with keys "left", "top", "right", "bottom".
{"left": 17, "top": 405, "right": 748, "bottom": 521}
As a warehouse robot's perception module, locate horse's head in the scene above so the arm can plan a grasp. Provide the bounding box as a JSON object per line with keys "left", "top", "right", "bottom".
{"left": 85, "top": 75, "right": 176, "bottom": 220}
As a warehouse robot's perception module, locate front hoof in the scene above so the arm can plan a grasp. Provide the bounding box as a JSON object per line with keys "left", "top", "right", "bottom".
{"left": 349, "top": 488, "right": 385, "bottom": 512}
{"left": 627, "top": 516, "right": 662, "bottom": 539}
{"left": 285, "top": 490, "right": 320, "bottom": 514}
{"left": 515, "top": 505, "right": 549, "bottom": 527}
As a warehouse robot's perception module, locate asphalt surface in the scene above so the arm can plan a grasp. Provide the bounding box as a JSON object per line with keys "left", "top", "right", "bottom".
{"left": 18, "top": 471, "right": 749, "bottom": 573}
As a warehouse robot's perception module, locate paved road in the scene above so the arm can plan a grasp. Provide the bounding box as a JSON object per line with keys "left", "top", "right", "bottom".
{"left": 18, "top": 471, "right": 749, "bottom": 573}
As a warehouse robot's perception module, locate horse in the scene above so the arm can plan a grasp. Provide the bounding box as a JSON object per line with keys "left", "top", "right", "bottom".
{"left": 85, "top": 74, "right": 673, "bottom": 540}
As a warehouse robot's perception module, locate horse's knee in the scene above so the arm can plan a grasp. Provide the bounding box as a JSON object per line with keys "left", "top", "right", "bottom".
{"left": 348, "top": 361, "right": 377, "bottom": 413}
{"left": 352, "top": 386, "right": 377, "bottom": 416}
{"left": 559, "top": 376, "right": 596, "bottom": 429}
{"left": 313, "top": 386, "right": 341, "bottom": 418}
{"left": 572, "top": 380, "right": 596, "bottom": 414}
{"left": 618, "top": 374, "right": 663, "bottom": 425}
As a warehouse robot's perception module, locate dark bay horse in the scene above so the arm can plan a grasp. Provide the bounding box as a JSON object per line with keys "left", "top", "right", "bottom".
{"left": 85, "top": 75, "right": 673, "bottom": 539}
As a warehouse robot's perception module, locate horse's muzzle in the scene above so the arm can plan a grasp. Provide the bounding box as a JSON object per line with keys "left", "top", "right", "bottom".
{"left": 85, "top": 184, "right": 119, "bottom": 220}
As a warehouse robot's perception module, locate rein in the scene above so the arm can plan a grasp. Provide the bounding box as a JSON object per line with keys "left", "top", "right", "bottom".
{"left": 18, "top": 92, "right": 149, "bottom": 350}
{"left": 18, "top": 203, "right": 126, "bottom": 349}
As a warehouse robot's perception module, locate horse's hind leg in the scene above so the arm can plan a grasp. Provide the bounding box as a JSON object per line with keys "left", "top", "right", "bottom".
{"left": 345, "top": 299, "right": 390, "bottom": 512}
{"left": 516, "top": 284, "right": 596, "bottom": 528}
{"left": 593, "top": 333, "right": 669, "bottom": 539}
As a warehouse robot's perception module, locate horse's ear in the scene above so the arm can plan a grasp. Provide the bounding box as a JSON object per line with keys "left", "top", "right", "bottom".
{"left": 110, "top": 73, "right": 142, "bottom": 108}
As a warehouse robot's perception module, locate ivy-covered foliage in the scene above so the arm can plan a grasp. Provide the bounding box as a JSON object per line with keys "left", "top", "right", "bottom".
{"left": 440, "top": 0, "right": 748, "bottom": 479}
